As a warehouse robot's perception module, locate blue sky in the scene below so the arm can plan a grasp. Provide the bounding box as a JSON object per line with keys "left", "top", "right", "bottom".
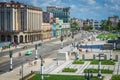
{"left": 1, "top": 0, "right": 120, "bottom": 21}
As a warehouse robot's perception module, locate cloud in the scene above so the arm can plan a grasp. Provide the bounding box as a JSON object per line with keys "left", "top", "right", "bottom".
{"left": 87, "top": 0, "right": 96, "bottom": 5}
{"left": 112, "top": 5, "right": 120, "bottom": 10}
{"left": 80, "top": 8, "right": 89, "bottom": 12}
{"left": 32, "top": 0, "right": 38, "bottom": 6}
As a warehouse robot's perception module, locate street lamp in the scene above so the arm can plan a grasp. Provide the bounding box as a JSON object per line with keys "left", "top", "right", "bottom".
{"left": 97, "top": 53, "right": 104, "bottom": 79}
{"left": 9, "top": 50, "right": 13, "bottom": 71}
{"left": 85, "top": 70, "right": 93, "bottom": 80}
{"left": 40, "top": 56, "right": 44, "bottom": 80}
{"left": 110, "top": 50, "right": 112, "bottom": 60}
{"left": 60, "top": 25, "right": 63, "bottom": 49}
{"left": 35, "top": 44, "right": 38, "bottom": 60}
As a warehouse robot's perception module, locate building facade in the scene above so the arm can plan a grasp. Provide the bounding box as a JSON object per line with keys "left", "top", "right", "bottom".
{"left": 47, "top": 6, "right": 70, "bottom": 23}
{"left": 42, "top": 12, "right": 53, "bottom": 40}
{"left": 0, "top": 1, "right": 42, "bottom": 43}
{"left": 47, "top": 6, "right": 71, "bottom": 37}
{"left": 108, "top": 15, "right": 119, "bottom": 27}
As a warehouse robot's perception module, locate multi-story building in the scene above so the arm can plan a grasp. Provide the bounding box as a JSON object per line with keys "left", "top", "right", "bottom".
{"left": 0, "top": 1, "right": 42, "bottom": 43}
{"left": 108, "top": 15, "right": 119, "bottom": 27}
{"left": 47, "top": 6, "right": 71, "bottom": 37}
{"left": 42, "top": 12, "right": 53, "bottom": 40}
{"left": 70, "top": 18, "right": 83, "bottom": 30}
{"left": 47, "top": 6, "right": 70, "bottom": 23}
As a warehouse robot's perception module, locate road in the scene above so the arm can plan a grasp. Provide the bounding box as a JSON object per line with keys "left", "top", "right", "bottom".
{"left": 0, "top": 35, "right": 74, "bottom": 74}
{"left": 0, "top": 31, "right": 98, "bottom": 75}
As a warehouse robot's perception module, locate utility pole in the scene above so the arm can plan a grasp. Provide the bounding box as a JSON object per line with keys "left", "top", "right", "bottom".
{"left": 9, "top": 50, "right": 13, "bottom": 71}
{"left": 40, "top": 56, "right": 44, "bottom": 80}
{"left": 35, "top": 44, "right": 38, "bottom": 59}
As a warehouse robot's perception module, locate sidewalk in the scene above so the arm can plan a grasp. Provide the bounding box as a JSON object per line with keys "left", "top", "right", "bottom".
{"left": 0, "top": 37, "right": 58, "bottom": 54}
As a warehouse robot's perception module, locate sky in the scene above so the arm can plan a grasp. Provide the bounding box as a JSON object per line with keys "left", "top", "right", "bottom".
{"left": 1, "top": 0, "right": 120, "bottom": 21}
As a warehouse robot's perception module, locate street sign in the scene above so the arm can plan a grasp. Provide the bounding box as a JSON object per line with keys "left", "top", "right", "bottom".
{"left": 103, "top": 44, "right": 113, "bottom": 50}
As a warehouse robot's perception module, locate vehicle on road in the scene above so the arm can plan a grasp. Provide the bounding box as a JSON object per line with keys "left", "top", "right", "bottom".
{"left": 25, "top": 50, "right": 32, "bottom": 55}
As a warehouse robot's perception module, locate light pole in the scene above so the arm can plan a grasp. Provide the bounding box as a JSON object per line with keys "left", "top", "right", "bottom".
{"left": 85, "top": 70, "right": 93, "bottom": 80}
{"left": 21, "top": 62, "right": 24, "bottom": 80}
{"left": 60, "top": 26, "right": 63, "bottom": 49}
{"left": 40, "top": 56, "right": 44, "bottom": 80}
{"left": 35, "top": 44, "right": 38, "bottom": 60}
{"left": 9, "top": 50, "right": 13, "bottom": 71}
{"left": 110, "top": 50, "right": 112, "bottom": 60}
{"left": 97, "top": 53, "right": 104, "bottom": 79}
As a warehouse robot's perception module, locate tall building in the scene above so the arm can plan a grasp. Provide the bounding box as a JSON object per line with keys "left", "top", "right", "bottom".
{"left": 47, "top": 6, "right": 70, "bottom": 23}
{"left": 108, "top": 15, "right": 119, "bottom": 27}
{"left": 42, "top": 12, "right": 53, "bottom": 40}
{"left": 0, "top": 1, "right": 42, "bottom": 43}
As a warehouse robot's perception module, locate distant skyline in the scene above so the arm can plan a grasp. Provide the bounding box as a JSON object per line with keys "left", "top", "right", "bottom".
{"left": 1, "top": 0, "right": 120, "bottom": 21}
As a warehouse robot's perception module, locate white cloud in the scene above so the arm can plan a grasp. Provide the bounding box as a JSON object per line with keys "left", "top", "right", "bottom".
{"left": 80, "top": 8, "right": 89, "bottom": 12}
{"left": 112, "top": 5, "right": 120, "bottom": 10}
{"left": 32, "top": 0, "right": 38, "bottom": 6}
{"left": 87, "top": 0, "right": 96, "bottom": 5}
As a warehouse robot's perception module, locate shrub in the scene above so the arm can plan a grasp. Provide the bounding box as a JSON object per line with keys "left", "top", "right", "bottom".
{"left": 111, "top": 75, "right": 120, "bottom": 80}
{"left": 62, "top": 68, "right": 77, "bottom": 72}
{"left": 90, "top": 60, "right": 115, "bottom": 65}
{"left": 84, "top": 68, "right": 113, "bottom": 74}
{"left": 72, "top": 60, "right": 84, "bottom": 64}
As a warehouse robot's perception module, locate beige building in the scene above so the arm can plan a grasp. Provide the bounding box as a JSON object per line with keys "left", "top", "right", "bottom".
{"left": 41, "top": 23, "right": 51, "bottom": 40}
{"left": 0, "top": 1, "right": 42, "bottom": 43}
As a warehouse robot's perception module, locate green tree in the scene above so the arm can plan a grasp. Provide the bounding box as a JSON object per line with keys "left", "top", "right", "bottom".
{"left": 118, "top": 20, "right": 120, "bottom": 30}
{"left": 106, "top": 20, "right": 112, "bottom": 31}
{"left": 71, "top": 21, "right": 78, "bottom": 30}
{"left": 101, "top": 20, "right": 113, "bottom": 31}
{"left": 101, "top": 20, "right": 107, "bottom": 30}
{"left": 86, "top": 25, "right": 93, "bottom": 31}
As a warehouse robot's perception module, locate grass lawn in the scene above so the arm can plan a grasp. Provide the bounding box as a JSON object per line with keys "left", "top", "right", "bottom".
{"left": 97, "top": 33, "right": 119, "bottom": 40}
{"left": 113, "top": 50, "right": 120, "bottom": 52}
{"left": 90, "top": 60, "right": 115, "bottom": 65}
{"left": 62, "top": 68, "right": 77, "bottom": 72}
{"left": 28, "top": 74, "right": 103, "bottom": 80}
{"left": 72, "top": 60, "right": 84, "bottom": 64}
{"left": 84, "top": 68, "right": 113, "bottom": 74}
{"left": 111, "top": 75, "right": 120, "bottom": 80}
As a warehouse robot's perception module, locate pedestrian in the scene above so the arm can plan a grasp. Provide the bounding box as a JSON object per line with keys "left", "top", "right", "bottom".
{"left": 19, "top": 52, "right": 21, "bottom": 57}
{"left": 19, "top": 68, "right": 22, "bottom": 75}
{"left": 34, "top": 61, "right": 37, "bottom": 65}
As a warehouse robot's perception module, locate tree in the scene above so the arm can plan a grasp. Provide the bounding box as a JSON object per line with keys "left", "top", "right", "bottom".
{"left": 101, "top": 20, "right": 107, "bottom": 30}
{"left": 118, "top": 20, "right": 120, "bottom": 28}
{"left": 106, "top": 20, "right": 112, "bottom": 31}
{"left": 71, "top": 21, "right": 78, "bottom": 30}
{"left": 101, "top": 20, "right": 112, "bottom": 31}
{"left": 86, "top": 25, "right": 93, "bottom": 31}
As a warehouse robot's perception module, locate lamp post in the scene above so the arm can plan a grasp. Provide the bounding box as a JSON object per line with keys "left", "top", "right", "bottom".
{"left": 35, "top": 44, "right": 38, "bottom": 60}
{"left": 40, "top": 56, "right": 44, "bottom": 80}
{"left": 97, "top": 53, "right": 104, "bottom": 79}
{"left": 110, "top": 50, "right": 112, "bottom": 60}
{"left": 85, "top": 70, "right": 93, "bottom": 80}
{"left": 9, "top": 50, "right": 13, "bottom": 71}
{"left": 60, "top": 26, "right": 63, "bottom": 49}
{"left": 21, "top": 62, "right": 24, "bottom": 80}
